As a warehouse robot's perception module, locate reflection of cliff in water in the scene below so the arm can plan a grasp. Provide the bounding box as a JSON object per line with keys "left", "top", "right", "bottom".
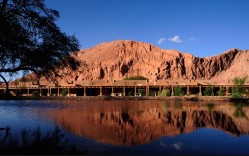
{"left": 47, "top": 100, "right": 249, "bottom": 146}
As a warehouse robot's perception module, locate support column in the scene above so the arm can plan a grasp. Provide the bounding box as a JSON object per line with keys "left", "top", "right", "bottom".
{"left": 123, "top": 87, "right": 126, "bottom": 96}
{"left": 159, "top": 86, "right": 162, "bottom": 92}
{"left": 49, "top": 87, "right": 52, "bottom": 96}
{"left": 226, "top": 86, "right": 229, "bottom": 96}
{"left": 57, "top": 86, "right": 60, "bottom": 96}
{"left": 134, "top": 86, "right": 137, "bottom": 96}
{"left": 27, "top": 88, "right": 30, "bottom": 96}
{"left": 199, "top": 85, "right": 202, "bottom": 96}
{"left": 212, "top": 86, "right": 214, "bottom": 96}
{"left": 84, "top": 87, "right": 86, "bottom": 96}
{"left": 187, "top": 86, "right": 190, "bottom": 96}
{"left": 47, "top": 87, "right": 49, "bottom": 96}
{"left": 99, "top": 86, "right": 102, "bottom": 96}
{"left": 40, "top": 88, "right": 42, "bottom": 96}
{"left": 146, "top": 86, "right": 150, "bottom": 96}
{"left": 68, "top": 87, "right": 70, "bottom": 96}
{"left": 111, "top": 87, "right": 114, "bottom": 96}
{"left": 171, "top": 86, "right": 174, "bottom": 96}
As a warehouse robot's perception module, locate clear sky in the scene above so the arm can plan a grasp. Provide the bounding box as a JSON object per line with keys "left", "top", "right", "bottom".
{"left": 45, "top": 0, "right": 249, "bottom": 57}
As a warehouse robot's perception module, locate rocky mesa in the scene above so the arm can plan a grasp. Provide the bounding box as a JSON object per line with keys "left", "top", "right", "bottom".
{"left": 39, "top": 40, "right": 249, "bottom": 83}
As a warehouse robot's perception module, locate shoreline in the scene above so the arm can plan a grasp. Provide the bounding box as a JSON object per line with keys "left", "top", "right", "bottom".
{"left": 1, "top": 96, "right": 249, "bottom": 102}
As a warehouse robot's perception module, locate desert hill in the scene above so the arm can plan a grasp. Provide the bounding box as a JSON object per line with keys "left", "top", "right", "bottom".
{"left": 57, "top": 40, "right": 248, "bottom": 83}
{"left": 21, "top": 40, "right": 249, "bottom": 85}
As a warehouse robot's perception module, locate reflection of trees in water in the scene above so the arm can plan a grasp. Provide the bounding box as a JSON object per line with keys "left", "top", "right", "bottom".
{"left": 174, "top": 101, "right": 183, "bottom": 110}
{"left": 161, "top": 101, "right": 169, "bottom": 110}
{"left": 206, "top": 102, "right": 215, "bottom": 112}
{"left": 0, "top": 127, "right": 86, "bottom": 155}
{"left": 233, "top": 103, "right": 248, "bottom": 119}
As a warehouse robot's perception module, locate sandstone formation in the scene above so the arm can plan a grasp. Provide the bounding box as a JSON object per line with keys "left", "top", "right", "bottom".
{"left": 51, "top": 40, "right": 249, "bottom": 84}
{"left": 19, "top": 40, "right": 249, "bottom": 85}
{"left": 47, "top": 100, "right": 249, "bottom": 146}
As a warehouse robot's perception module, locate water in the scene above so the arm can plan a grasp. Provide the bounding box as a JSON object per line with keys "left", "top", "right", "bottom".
{"left": 0, "top": 100, "right": 249, "bottom": 155}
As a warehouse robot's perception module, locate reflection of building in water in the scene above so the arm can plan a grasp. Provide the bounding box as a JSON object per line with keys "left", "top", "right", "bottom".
{"left": 47, "top": 101, "right": 249, "bottom": 146}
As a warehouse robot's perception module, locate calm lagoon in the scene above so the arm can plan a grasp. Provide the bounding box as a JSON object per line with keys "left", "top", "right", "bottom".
{"left": 0, "top": 100, "right": 249, "bottom": 155}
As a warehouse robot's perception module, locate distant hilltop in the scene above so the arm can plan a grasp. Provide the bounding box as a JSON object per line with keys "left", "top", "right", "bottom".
{"left": 23, "top": 40, "right": 249, "bottom": 84}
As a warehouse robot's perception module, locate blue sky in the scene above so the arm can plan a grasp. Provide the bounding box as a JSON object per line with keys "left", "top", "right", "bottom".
{"left": 45, "top": 0, "right": 249, "bottom": 57}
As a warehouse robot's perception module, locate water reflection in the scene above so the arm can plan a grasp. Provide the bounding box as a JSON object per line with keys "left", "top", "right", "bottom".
{"left": 46, "top": 100, "right": 249, "bottom": 146}
{"left": 233, "top": 103, "right": 248, "bottom": 119}
{"left": 0, "top": 126, "right": 85, "bottom": 155}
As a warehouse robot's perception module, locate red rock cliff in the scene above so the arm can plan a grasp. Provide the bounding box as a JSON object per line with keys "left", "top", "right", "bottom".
{"left": 60, "top": 40, "right": 248, "bottom": 83}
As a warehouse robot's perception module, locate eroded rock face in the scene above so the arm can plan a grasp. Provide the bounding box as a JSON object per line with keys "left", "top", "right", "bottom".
{"left": 22, "top": 40, "right": 249, "bottom": 85}
{"left": 57, "top": 40, "right": 248, "bottom": 83}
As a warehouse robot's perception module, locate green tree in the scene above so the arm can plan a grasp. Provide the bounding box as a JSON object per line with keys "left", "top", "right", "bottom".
{"left": 174, "top": 86, "right": 183, "bottom": 96}
{"left": 204, "top": 84, "right": 213, "bottom": 96}
{"left": 0, "top": 0, "right": 80, "bottom": 95}
{"left": 61, "top": 88, "right": 68, "bottom": 97}
{"left": 231, "top": 77, "right": 247, "bottom": 98}
{"left": 217, "top": 87, "right": 225, "bottom": 96}
{"left": 137, "top": 88, "right": 146, "bottom": 96}
{"left": 158, "top": 88, "right": 170, "bottom": 97}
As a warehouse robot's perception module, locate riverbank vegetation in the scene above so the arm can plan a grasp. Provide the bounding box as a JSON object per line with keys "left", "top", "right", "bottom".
{"left": 231, "top": 76, "right": 247, "bottom": 98}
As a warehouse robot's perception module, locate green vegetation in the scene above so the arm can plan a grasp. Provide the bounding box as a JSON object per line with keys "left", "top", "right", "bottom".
{"left": 31, "top": 91, "right": 40, "bottom": 97}
{"left": 0, "top": 127, "right": 86, "bottom": 155}
{"left": 204, "top": 84, "right": 213, "bottom": 96}
{"left": 217, "top": 87, "right": 225, "bottom": 96}
{"left": 174, "top": 86, "right": 183, "bottom": 96}
{"left": 61, "top": 88, "right": 68, "bottom": 96}
{"left": 231, "top": 76, "right": 247, "bottom": 98}
{"left": 128, "top": 91, "right": 133, "bottom": 96}
{"left": 147, "top": 90, "right": 156, "bottom": 96}
{"left": 232, "top": 103, "right": 248, "bottom": 119}
{"left": 123, "top": 75, "right": 148, "bottom": 80}
{"left": 0, "top": 0, "right": 80, "bottom": 95}
{"left": 137, "top": 89, "right": 146, "bottom": 96}
{"left": 206, "top": 103, "right": 215, "bottom": 112}
{"left": 158, "top": 88, "right": 171, "bottom": 97}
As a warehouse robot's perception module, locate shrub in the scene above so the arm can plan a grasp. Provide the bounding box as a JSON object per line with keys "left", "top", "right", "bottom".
{"left": 137, "top": 89, "right": 146, "bottom": 96}
{"left": 204, "top": 84, "right": 213, "bottom": 96}
{"left": 217, "top": 87, "right": 225, "bottom": 96}
{"left": 31, "top": 91, "right": 40, "bottom": 97}
{"left": 61, "top": 88, "right": 68, "bottom": 96}
{"left": 174, "top": 86, "right": 183, "bottom": 96}
{"left": 128, "top": 91, "right": 133, "bottom": 96}
{"left": 147, "top": 91, "right": 156, "bottom": 96}
{"left": 231, "top": 76, "right": 247, "bottom": 98}
{"left": 158, "top": 88, "right": 171, "bottom": 97}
